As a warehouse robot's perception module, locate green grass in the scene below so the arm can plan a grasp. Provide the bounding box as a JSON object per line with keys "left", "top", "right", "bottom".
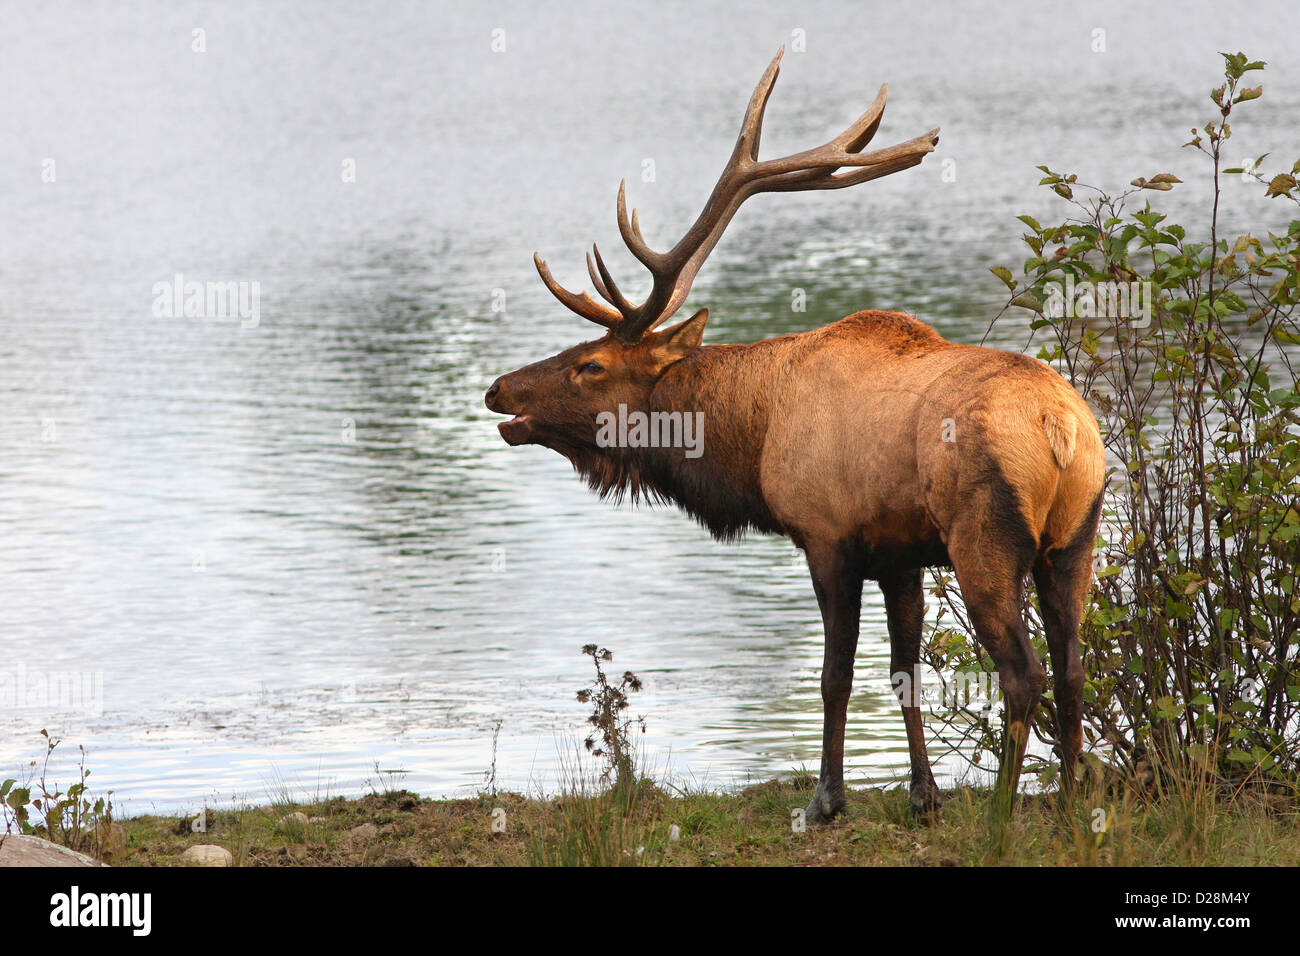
{"left": 105, "top": 772, "right": 1300, "bottom": 867}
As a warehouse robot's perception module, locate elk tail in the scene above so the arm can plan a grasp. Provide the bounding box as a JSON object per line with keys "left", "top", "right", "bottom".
{"left": 1041, "top": 410, "right": 1077, "bottom": 470}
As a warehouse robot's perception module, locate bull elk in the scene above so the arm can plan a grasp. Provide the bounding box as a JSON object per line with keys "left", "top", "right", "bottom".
{"left": 485, "top": 48, "right": 1105, "bottom": 822}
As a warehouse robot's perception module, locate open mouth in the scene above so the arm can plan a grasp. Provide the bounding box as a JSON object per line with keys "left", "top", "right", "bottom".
{"left": 496, "top": 412, "right": 532, "bottom": 445}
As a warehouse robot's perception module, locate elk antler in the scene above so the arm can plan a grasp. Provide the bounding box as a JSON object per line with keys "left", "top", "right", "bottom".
{"left": 533, "top": 46, "right": 939, "bottom": 344}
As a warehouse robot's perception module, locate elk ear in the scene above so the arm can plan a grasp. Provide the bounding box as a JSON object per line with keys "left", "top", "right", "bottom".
{"left": 648, "top": 309, "right": 708, "bottom": 370}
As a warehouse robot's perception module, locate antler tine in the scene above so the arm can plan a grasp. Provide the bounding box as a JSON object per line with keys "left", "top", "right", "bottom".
{"left": 748, "top": 123, "right": 936, "bottom": 181}
{"left": 534, "top": 253, "right": 622, "bottom": 329}
{"left": 735, "top": 45, "right": 784, "bottom": 164}
{"left": 616, "top": 180, "right": 663, "bottom": 270}
{"left": 756, "top": 127, "right": 941, "bottom": 192}
{"left": 835, "top": 83, "right": 889, "bottom": 154}
{"left": 586, "top": 248, "right": 612, "bottom": 303}
{"left": 587, "top": 244, "right": 635, "bottom": 314}
{"left": 828, "top": 128, "right": 940, "bottom": 184}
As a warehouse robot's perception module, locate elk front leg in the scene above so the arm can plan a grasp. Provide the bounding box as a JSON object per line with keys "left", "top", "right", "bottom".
{"left": 803, "top": 541, "right": 864, "bottom": 825}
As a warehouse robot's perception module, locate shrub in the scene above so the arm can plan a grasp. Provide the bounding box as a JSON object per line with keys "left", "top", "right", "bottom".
{"left": 925, "top": 52, "right": 1300, "bottom": 794}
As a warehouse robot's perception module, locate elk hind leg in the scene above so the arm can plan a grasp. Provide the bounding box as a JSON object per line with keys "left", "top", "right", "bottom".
{"left": 881, "top": 567, "right": 941, "bottom": 816}
{"left": 948, "top": 511, "right": 1044, "bottom": 808}
{"left": 1033, "top": 491, "right": 1103, "bottom": 793}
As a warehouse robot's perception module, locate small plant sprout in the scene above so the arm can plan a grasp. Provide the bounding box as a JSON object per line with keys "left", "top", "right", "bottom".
{"left": 576, "top": 645, "right": 646, "bottom": 793}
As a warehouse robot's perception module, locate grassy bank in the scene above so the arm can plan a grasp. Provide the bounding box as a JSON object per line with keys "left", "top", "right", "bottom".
{"left": 104, "top": 773, "right": 1300, "bottom": 867}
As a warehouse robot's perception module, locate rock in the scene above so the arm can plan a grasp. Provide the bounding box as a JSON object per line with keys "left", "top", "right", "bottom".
{"left": 277, "top": 811, "right": 310, "bottom": 829}
{"left": 0, "top": 834, "right": 107, "bottom": 868}
{"left": 181, "top": 844, "right": 233, "bottom": 867}
{"left": 349, "top": 823, "right": 378, "bottom": 840}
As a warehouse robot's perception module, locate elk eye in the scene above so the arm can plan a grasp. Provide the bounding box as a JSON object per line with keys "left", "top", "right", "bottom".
{"left": 577, "top": 361, "right": 605, "bottom": 376}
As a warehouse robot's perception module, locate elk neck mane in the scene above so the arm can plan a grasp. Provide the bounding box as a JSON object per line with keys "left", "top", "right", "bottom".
{"left": 560, "top": 335, "right": 791, "bottom": 540}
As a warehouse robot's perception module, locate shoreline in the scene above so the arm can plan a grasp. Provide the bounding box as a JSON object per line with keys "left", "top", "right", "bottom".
{"left": 45, "top": 775, "right": 1300, "bottom": 867}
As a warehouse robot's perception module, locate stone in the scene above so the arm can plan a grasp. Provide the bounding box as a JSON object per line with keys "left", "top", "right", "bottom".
{"left": 277, "top": 811, "right": 310, "bottom": 829}
{"left": 0, "top": 834, "right": 107, "bottom": 867}
{"left": 180, "top": 844, "right": 233, "bottom": 867}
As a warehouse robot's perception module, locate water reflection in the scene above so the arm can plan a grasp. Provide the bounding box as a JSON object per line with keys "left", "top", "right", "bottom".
{"left": 1, "top": 1, "right": 1296, "bottom": 813}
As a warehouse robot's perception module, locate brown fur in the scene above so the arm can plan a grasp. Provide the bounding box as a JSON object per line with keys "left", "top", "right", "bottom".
{"left": 487, "top": 308, "right": 1105, "bottom": 820}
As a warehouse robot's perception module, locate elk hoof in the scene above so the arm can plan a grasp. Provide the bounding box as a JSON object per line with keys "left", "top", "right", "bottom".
{"left": 804, "top": 788, "right": 845, "bottom": 825}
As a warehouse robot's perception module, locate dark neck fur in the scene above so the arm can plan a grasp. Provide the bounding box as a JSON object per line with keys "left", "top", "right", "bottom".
{"left": 563, "top": 340, "right": 789, "bottom": 540}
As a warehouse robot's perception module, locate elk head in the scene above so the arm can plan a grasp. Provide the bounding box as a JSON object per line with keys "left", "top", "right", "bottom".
{"left": 485, "top": 47, "right": 939, "bottom": 459}
{"left": 485, "top": 308, "right": 709, "bottom": 450}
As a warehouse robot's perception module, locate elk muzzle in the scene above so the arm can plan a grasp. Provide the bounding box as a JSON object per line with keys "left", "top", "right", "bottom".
{"left": 485, "top": 375, "right": 534, "bottom": 446}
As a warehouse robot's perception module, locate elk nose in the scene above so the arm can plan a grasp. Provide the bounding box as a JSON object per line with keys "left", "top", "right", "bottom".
{"left": 484, "top": 378, "right": 501, "bottom": 407}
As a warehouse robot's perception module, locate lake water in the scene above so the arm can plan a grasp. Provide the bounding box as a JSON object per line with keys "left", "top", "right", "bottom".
{"left": 2, "top": 1, "right": 1297, "bottom": 815}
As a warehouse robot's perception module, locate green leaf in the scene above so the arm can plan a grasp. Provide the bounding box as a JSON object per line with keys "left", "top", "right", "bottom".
{"left": 1009, "top": 292, "right": 1043, "bottom": 312}
{"left": 1221, "top": 51, "right": 1248, "bottom": 79}
{"left": 989, "top": 266, "right": 1016, "bottom": 290}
